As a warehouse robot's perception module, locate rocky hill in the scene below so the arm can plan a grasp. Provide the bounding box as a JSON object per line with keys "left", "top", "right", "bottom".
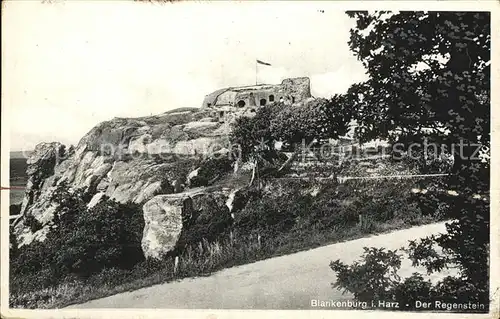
{"left": 13, "top": 107, "right": 249, "bottom": 258}
{"left": 11, "top": 102, "right": 419, "bottom": 262}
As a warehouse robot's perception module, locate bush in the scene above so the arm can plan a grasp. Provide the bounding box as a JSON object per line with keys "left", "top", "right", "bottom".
{"left": 310, "top": 187, "right": 357, "bottom": 225}
{"left": 10, "top": 185, "right": 145, "bottom": 292}
{"left": 231, "top": 187, "right": 262, "bottom": 213}
{"left": 233, "top": 183, "right": 314, "bottom": 239}
{"left": 10, "top": 203, "right": 21, "bottom": 215}
{"left": 24, "top": 214, "right": 43, "bottom": 233}
{"left": 330, "top": 247, "right": 402, "bottom": 302}
{"left": 51, "top": 199, "right": 145, "bottom": 277}
{"left": 330, "top": 245, "right": 488, "bottom": 312}
{"left": 233, "top": 178, "right": 432, "bottom": 244}
{"left": 234, "top": 195, "right": 298, "bottom": 237}
{"left": 189, "top": 156, "right": 233, "bottom": 187}
{"left": 229, "top": 106, "right": 281, "bottom": 162}
{"left": 270, "top": 97, "right": 352, "bottom": 146}
{"left": 12, "top": 172, "right": 444, "bottom": 308}
{"left": 175, "top": 195, "right": 233, "bottom": 251}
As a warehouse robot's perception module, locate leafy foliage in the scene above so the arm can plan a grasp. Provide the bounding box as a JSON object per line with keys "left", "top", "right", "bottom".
{"left": 23, "top": 214, "right": 43, "bottom": 233}
{"left": 230, "top": 100, "right": 353, "bottom": 184}
{"left": 331, "top": 247, "right": 487, "bottom": 311}
{"left": 10, "top": 183, "right": 145, "bottom": 292}
{"left": 11, "top": 174, "right": 440, "bottom": 309}
{"left": 331, "top": 11, "right": 490, "bottom": 309}
{"left": 189, "top": 156, "right": 233, "bottom": 187}
{"left": 270, "top": 97, "right": 353, "bottom": 145}
{"left": 175, "top": 195, "right": 233, "bottom": 250}
{"left": 229, "top": 106, "right": 281, "bottom": 162}
{"left": 233, "top": 176, "right": 434, "bottom": 244}
{"left": 234, "top": 189, "right": 311, "bottom": 238}
{"left": 230, "top": 98, "right": 353, "bottom": 161}
{"left": 10, "top": 203, "right": 21, "bottom": 216}
{"left": 331, "top": 248, "right": 402, "bottom": 301}
{"left": 346, "top": 11, "right": 489, "bottom": 148}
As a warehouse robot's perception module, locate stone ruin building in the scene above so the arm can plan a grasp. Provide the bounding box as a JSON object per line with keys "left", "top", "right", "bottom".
{"left": 201, "top": 77, "right": 312, "bottom": 121}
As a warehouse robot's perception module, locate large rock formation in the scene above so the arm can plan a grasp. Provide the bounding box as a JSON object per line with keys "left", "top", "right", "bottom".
{"left": 19, "top": 142, "right": 66, "bottom": 215}
{"left": 14, "top": 89, "right": 314, "bottom": 255}
{"left": 13, "top": 108, "right": 236, "bottom": 247}
{"left": 141, "top": 187, "right": 235, "bottom": 259}
{"left": 141, "top": 194, "right": 191, "bottom": 259}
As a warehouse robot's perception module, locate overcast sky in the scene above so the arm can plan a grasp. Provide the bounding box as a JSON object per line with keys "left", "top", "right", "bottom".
{"left": 3, "top": 1, "right": 368, "bottom": 151}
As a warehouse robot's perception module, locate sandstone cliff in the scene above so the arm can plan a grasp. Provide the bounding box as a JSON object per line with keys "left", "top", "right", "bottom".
{"left": 13, "top": 107, "right": 245, "bottom": 258}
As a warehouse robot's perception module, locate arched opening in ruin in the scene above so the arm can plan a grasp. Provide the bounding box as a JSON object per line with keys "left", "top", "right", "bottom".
{"left": 269, "top": 95, "right": 275, "bottom": 102}
{"left": 219, "top": 111, "right": 224, "bottom": 118}
{"left": 260, "top": 99, "right": 267, "bottom": 106}
{"left": 292, "top": 96, "right": 295, "bottom": 103}
{"left": 237, "top": 100, "right": 246, "bottom": 108}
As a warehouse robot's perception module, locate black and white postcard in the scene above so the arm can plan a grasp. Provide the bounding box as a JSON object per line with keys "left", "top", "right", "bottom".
{"left": 1, "top": 1, "right": 498, "bottom": 319}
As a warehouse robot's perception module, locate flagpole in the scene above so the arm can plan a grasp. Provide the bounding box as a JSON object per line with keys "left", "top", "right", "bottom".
{"left": 255, "top": 60, "right": 258, "bottom": 85}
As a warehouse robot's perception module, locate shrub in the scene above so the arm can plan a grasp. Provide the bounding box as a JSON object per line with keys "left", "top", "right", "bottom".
{"left": 189, "top": 156, "right": 233, "bottom": 187}
{"left": 160, "top": 156, "right": 201, "bottom": 185}
{"left": 230, "top": 187, "right": 262, "bottom": 213}
{"left": 270, "top": 97, "right": 352, "bottom": 146}
{"left": 257, "top": 152, "right": 290, "bottom": 179}
{"left": 330, "top": 245, "right": 488, "bottom": 312}
{"left": 10, "top": 186, "right": 145, "bottom": 292}
{"left": 10, "top": 203, "right": 21, "bottom": 216}
{"left": 175, "top": 195, "right": 233, "bottom": 251}
{"left": 24, "top": 214, "right": 43, "bottom": 233}
{"left": 330, "top": 247, "right": 402, "bottom": 302}
{"left": 51, "top": 199, "right": 145, "bottom": 277}
{"left": 393, "top": 273, "right": 433, "bottom": 309}
{"left": 229, "top": 106, "right": 281, "bottom": 162}
{"left": 234, "top": 185, "right": 313, "bottom": 238}
{"left": 11, "top": 169, "right": 444, "bottom": 308}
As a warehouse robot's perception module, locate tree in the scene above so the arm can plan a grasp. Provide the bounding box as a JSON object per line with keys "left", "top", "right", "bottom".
{"left": 331, "top": 11, "right": 490, "bottom": 310}
{"left": 229, "top": 106, "right": 283, "bottom": 186}
{"left": 270, "top": 97, "right": 353, "bottom": 147}
{"left": 345, "top": 11, "right": 489, "bottom": 187}
{"left": 230, "top": 106, "right": 278, "bottom": 161}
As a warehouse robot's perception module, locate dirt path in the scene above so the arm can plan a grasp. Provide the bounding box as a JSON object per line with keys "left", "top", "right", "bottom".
{"left": 69, "top": 222, "right": 456, "bottom": 309}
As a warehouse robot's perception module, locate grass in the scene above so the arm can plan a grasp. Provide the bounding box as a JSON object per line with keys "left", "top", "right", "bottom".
{"left": 10, "top": 211, "right": 441, "bottom": 309}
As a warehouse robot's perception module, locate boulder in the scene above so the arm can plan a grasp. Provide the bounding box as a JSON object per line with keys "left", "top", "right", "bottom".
{"left": 20, "top": 142, "right": 66, "bottom": 215}
{"left": 182, "top": 121, "right": 220, "bottom": 136}
{"left": 141, "top": 188, "right": 234, "bottom": 259}
{"left": 141, "top": 194, "right": 194, "bottom": 259}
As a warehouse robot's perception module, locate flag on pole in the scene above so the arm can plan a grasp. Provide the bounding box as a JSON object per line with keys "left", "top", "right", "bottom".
{"left": 256, "top": 59, "right": 272, "bottom": 66}
{"left": 256, "top": 59, "right": 271, "bottom": 84}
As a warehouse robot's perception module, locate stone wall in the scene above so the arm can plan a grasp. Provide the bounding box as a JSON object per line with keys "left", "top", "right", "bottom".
{"left": 201, "top": 77, "right": 312, "bottom": 109}
{"left": 281, "top": 77, "right": 311, "bottom": 103}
